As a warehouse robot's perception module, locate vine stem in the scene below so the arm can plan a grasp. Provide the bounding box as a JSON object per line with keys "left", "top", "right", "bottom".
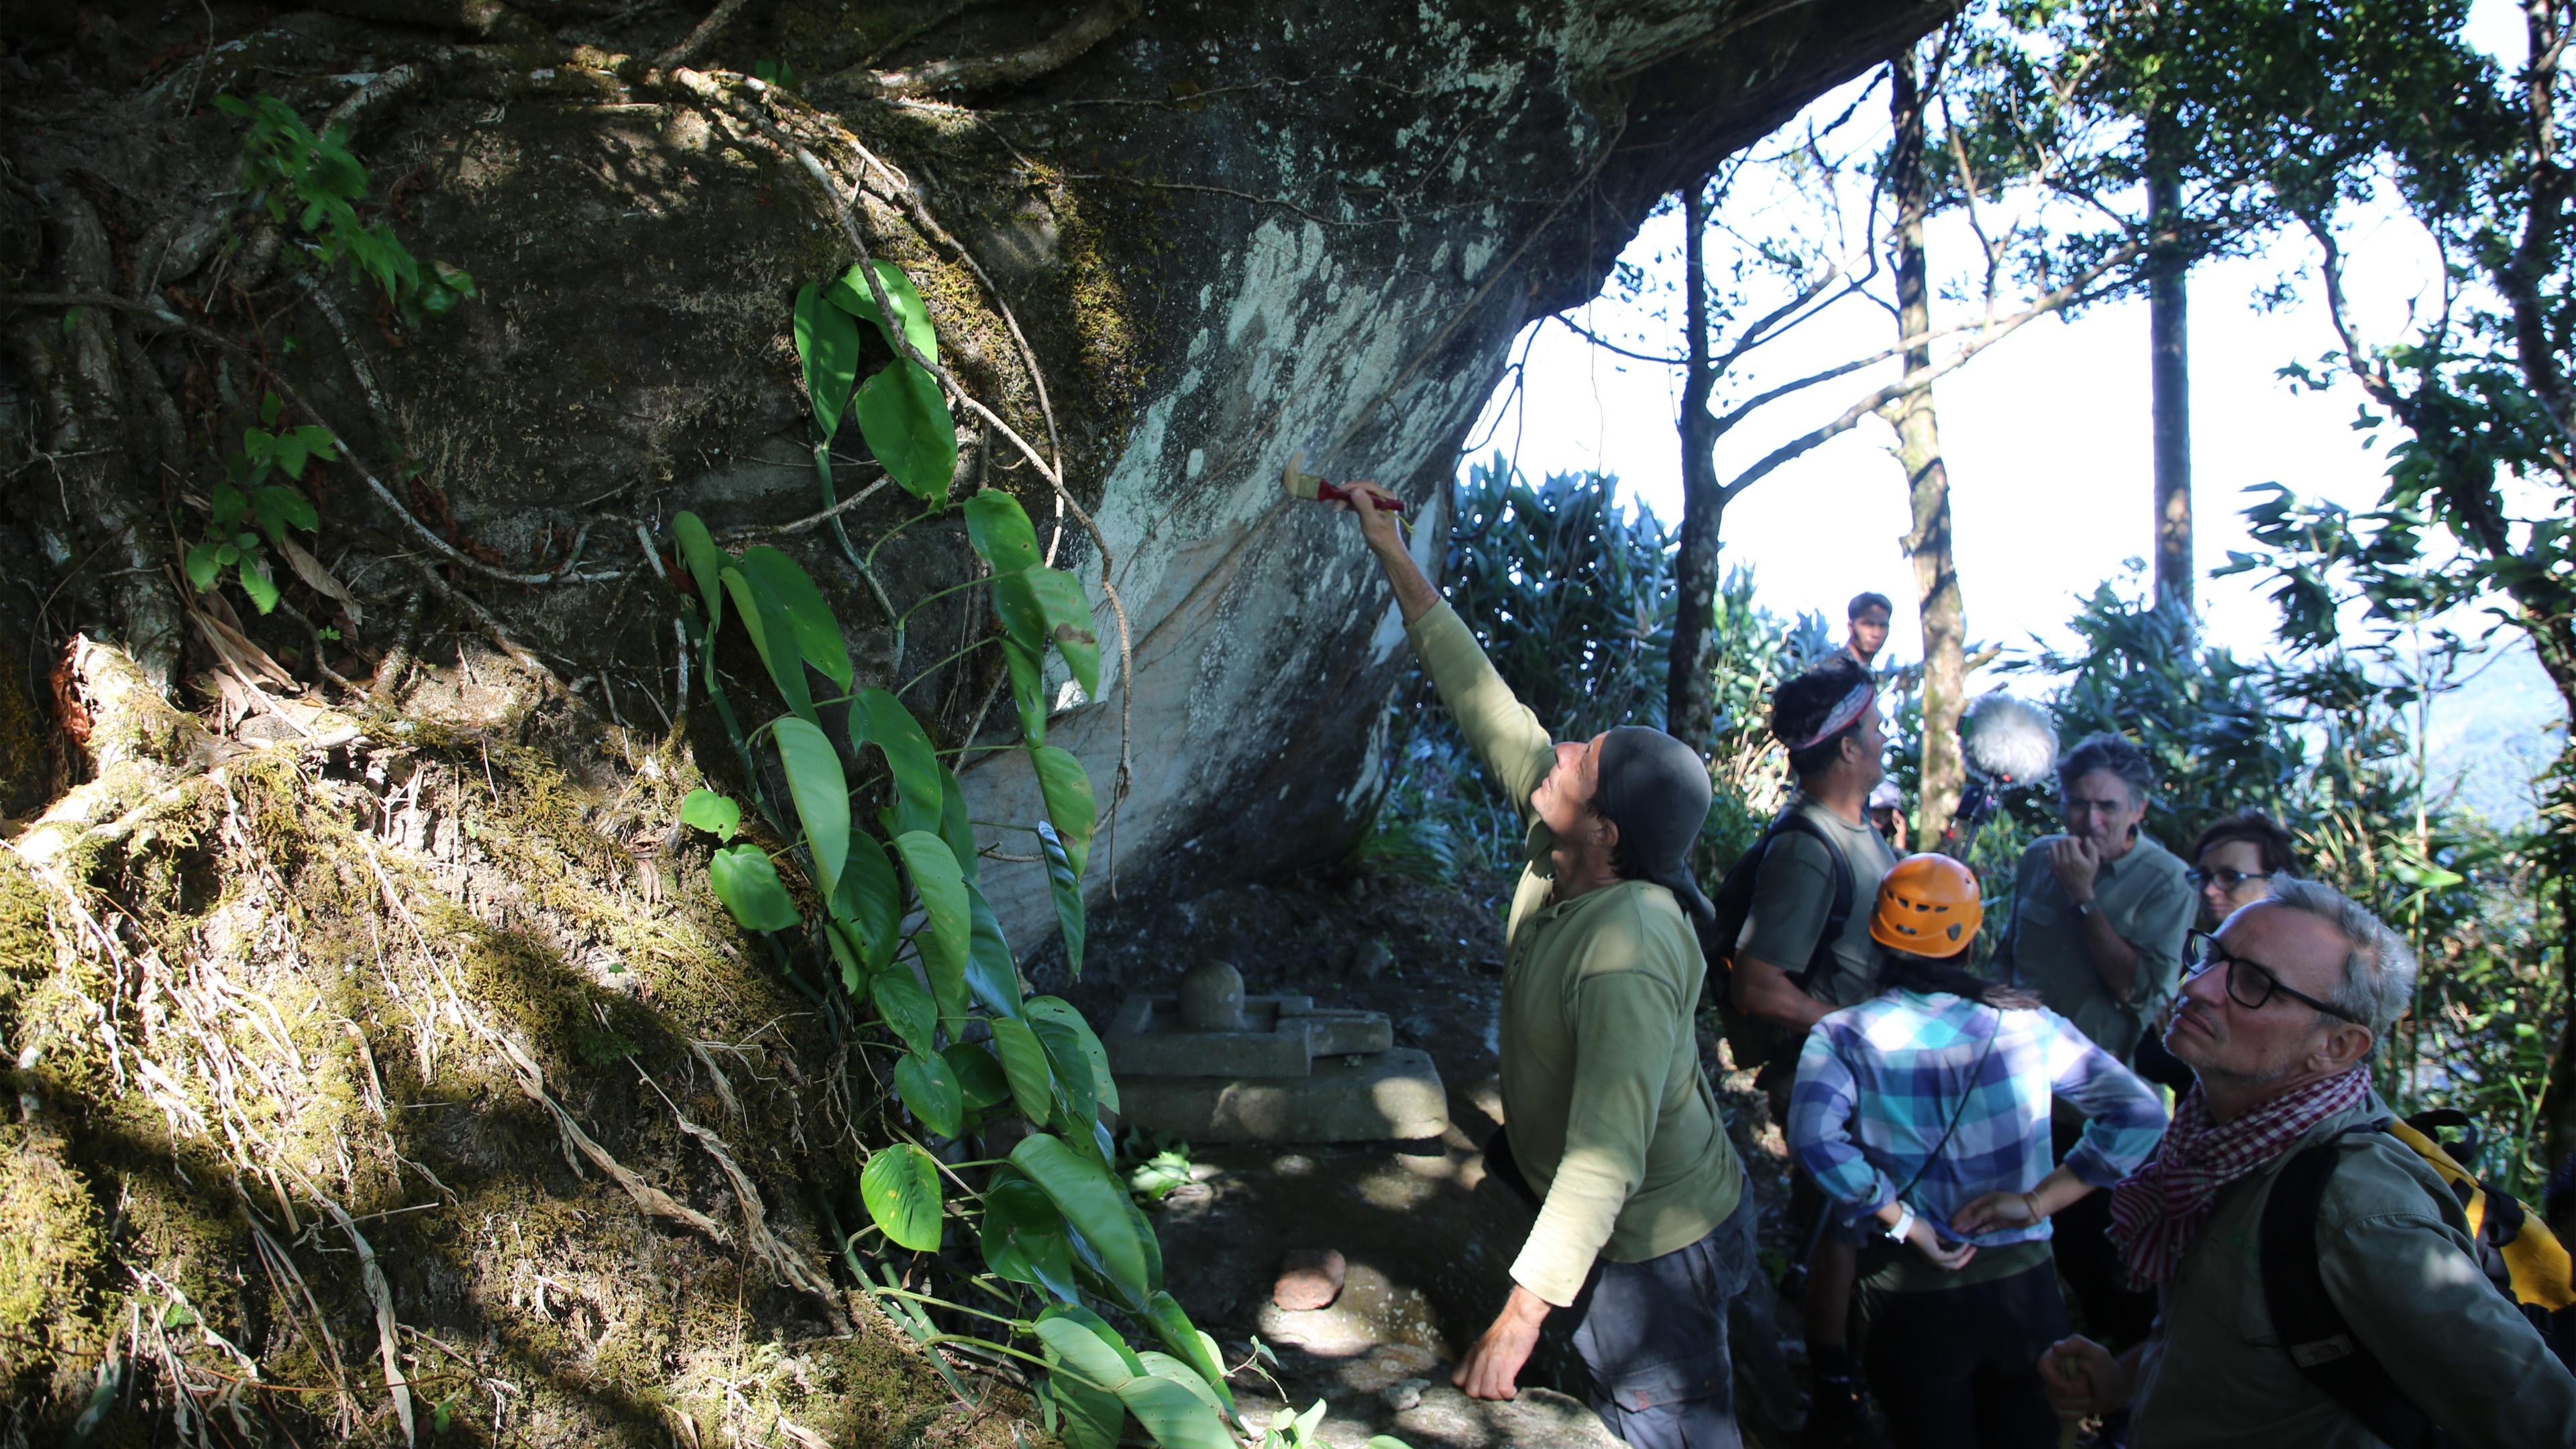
{"left": 764, "top": 122, "right": 1136, "bottom": 887}
{"left": 898, "top": 637, "right": 992, "bottom": 698}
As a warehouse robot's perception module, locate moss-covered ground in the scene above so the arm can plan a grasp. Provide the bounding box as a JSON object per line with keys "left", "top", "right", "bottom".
{"left": 0, "top": 657, "right": 1013, "bottom": 1446}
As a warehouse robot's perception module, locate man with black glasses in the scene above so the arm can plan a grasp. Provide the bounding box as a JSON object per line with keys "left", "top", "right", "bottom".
{"left": 2041, "top": 881, "right": 2576, "bottom": 1447}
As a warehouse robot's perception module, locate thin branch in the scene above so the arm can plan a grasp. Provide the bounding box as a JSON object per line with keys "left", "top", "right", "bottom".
{"left": 714, "top": 475, "right": 893, "bottom": 539}
{"left": 657, "top": 0, "right": 755, "bottom": 68}
{"left": 829, "top": 0, "right": 1141, "bottom": 98}
{"left": 0, "top": 290, "right": 614, "bottom": 587}
{"left": 1717, "top": 239, "right": 2147, "bottom": 506}
{"left": 1552, "top": 313, "right": 1684, "bottom": 365}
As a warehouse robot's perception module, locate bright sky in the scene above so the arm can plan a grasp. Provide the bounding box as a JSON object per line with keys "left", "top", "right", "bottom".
{"left": 1460, "top": 17, "right": 2564, "bottom": 818}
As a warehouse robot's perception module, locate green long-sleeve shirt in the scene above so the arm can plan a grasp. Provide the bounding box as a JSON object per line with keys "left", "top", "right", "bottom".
{"left": 2130, "top": 1091, "right": 2576, "bottom": 1448}
{"left": 1408, "top": 603, "right": 1746, "bottom": 1307}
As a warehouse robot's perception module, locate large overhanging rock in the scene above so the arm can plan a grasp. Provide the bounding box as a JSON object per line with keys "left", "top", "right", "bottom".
{"left": 2, "top": 1, "right": 1947, "bottom": 955}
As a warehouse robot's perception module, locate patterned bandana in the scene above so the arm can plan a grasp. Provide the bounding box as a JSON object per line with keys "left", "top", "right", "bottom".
{"left": 2108, "top": 1066, "right": 2369, "bottom": 1288}
{"left": 1780, "top": 680, "right": 1876, "bottom": 752}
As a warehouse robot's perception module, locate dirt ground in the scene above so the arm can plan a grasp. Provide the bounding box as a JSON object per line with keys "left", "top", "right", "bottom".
{"left": 1051, "top": 863, "right": 1810, "bottom": 1449}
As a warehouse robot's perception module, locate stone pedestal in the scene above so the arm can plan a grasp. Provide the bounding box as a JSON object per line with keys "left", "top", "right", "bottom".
{"left": 1103, "top": 972, "right": 1444, "bottom": 1143}
{"left": 1115, "top": 1048, "right": 1448, "bottom": 1144}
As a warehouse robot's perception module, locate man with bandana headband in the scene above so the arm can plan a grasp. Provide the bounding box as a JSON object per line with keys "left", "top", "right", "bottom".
{"left": 1730, "top": 655, "right": 1900, "bottom": 1444}
{"left": 1338, "top": 482, "right": 1755, "bottom": 1449}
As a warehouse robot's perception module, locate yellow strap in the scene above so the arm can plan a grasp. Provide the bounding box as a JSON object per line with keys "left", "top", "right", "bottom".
{"left": 2388, "top": 1119, "right": 2576, "bottom": 1311}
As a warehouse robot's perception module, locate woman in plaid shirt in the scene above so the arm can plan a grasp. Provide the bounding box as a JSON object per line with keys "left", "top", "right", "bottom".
{"left": 1788, "top": 855, "right": 2166, "bottom": 1449}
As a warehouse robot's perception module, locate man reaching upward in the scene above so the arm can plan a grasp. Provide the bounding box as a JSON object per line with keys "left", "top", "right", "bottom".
{"left": 1340, "top": 482, "right": 1754, "bottom": 1449}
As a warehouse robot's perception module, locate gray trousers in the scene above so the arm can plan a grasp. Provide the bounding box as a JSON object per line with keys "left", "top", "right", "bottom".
{"left": 1568, "top": 1192, "right": 1758, "bottom": 1449}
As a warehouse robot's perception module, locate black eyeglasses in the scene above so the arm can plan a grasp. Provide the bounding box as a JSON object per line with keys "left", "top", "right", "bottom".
{"left": 2185, "top": 929, "right": 2365, "bottom": 1024}
{"left": 2186, "top": 867, "right": 2274, "bottom": 891}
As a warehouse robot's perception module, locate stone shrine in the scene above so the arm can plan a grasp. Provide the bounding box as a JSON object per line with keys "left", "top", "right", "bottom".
{"left": 1104, "top": 962, "right": 1448, "bottom": 1143}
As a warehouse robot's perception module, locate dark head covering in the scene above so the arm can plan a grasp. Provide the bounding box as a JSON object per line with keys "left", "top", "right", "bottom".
{"left": 1594, "top": 725, "right": 1715, "bottom": 922}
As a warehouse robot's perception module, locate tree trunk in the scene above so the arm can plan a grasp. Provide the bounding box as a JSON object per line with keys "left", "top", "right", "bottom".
{"left": 2148, "top": 140, "right": 2194, "bottom": 613}
{"left": 1886, "top": 48, "right": 1970, "bottom": 843}
{"left": 1669, "top": 178, "right": 1724, "bottom": 748}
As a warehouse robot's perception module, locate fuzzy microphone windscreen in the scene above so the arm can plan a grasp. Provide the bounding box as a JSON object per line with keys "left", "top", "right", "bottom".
{"left": 1960, "top": 693, "right": 2059, "bottom": 784}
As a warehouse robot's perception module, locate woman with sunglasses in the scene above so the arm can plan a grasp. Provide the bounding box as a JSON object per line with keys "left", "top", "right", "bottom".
{"left": 1789, "top": 855, "right": 2167, "bottom": 1449}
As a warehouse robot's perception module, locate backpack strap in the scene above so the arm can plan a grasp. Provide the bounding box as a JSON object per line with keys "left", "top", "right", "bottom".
{"left": 2257, "top": 1122, "right": 2447, "bottom": 1449}
{"left": 1770, "top": 810, "right": 1856, "bottom": 996}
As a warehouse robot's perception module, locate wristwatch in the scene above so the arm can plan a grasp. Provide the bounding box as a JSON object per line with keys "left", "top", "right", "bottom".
{"left": 2074, "top": 899, "right": 2098, "bottom": 919}
{"left": 1885, "top": 1205, "right": 1915, "bottom": 1242}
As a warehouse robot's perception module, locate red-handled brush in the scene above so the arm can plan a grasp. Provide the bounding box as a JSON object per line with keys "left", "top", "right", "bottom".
{"left": 1283, "top": 451, "right": 1405, "bottom": 515}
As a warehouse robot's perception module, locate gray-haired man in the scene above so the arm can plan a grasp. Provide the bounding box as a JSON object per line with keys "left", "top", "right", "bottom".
{"left": 1992, "top": 731, "right": 2197, "bottom": 1350}
{"left": 2041, "top": 879, "right": 2576, "bottom": 1446}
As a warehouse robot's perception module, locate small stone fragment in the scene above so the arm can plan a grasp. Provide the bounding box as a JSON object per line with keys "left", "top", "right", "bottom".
{"left": 1381, "top": 1378, "right": 1428, "bottom": 1413}
{"left": 1273, "top": 1248, "right": 1348, "bottom": 1311}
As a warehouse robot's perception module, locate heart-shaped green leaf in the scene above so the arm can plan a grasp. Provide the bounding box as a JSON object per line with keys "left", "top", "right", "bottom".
{"left": 679, "top": 788, "right": 740, "bottom": 841}
{"left": 671, "top": 512, "right": 728, "bottom": 629}
{"left": 720, "top": 564, "right": 814, "bottom": 724}
{"left": 708, "top": 844, "right": 800, "bottom": 932}
{"left": 1026, "top": 997, "right": 1116, "bottom": 1114}
{"left": 1037, "top": 818, "right": 1085, "bottom": 979}
{"left": 965, "top": 881, "right": 1026, "bottom": 1018}
{"left": 892, "top": 830, "right": 971, "bottom": 1018}
{"left": 1012, "top": 1136, "right": 1149, "bottom": 1305}
{"left": 794, "top": 280, "right": 864, "bottom": 439}
{"left": 824, "top": 260, "right": 940, "bottom": 366}
{"left": 854, "top": 358, "right": 956, "bottom": 502}
{"left": 737, "top": 545, "right": 853, "bottom": 689}
{"left": 981, "top": 1178, "right": 1079, "bottom": 1301}
{"left": 1034, "top": 1304, "right": 1143, "bottom": 1390}
{"left": 989, "top": 1017, "right": 1055, "bottom": 1122}
{"left": 832, "top": 832, "right": 902, "bottom": 971}
{"left": 1002, "top": 637, "right": 1048, "bottom": 745}
{"left": 963, "top": 488, "right": 1042, "bottom": 574}
{"left": 859, "top": 1142, "right": 943, "bottom": 1252}
{"left": 938, "top": 765, "right": 978, "bottom": 887}
{"left": 184, "top": 541, "right": 223, "bottom": 591}
{"left": 771, "top": 717, "right": 849, "bottom": 899}
{"left": 870, "top": 964, "right": 936, "bottom": 1055}
{"left": 997, "top": 566, "right": 1101, "bottom": 698}
{"left": 856, "top": 689, "right": 943, "bottom": 839}
{"left": 1032, "top": 746, "right": 1097, "bottom": 879}
{"left": 237, "top": 556, "right": 280, "bottom": 614}
{"left": 943, "top": 1041, "right": 1011, "bottom": 1110}
{"left": 1141, "top": 1292, "right": 1234, "bottom": 1417}
{"left": 893, "top": 1050, "right": 963, "bottom": 1138}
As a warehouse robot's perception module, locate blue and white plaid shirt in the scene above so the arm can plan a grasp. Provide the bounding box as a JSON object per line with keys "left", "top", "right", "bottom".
{"left": 1789, "top": 989, "right": 2167, "bottom": 1245}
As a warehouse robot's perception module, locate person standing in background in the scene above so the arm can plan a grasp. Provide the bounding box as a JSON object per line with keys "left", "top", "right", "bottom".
{"left": 1843, "top": 592, "right": 1894, "bottom": 672}
{"left": 2188, "top": 809, "right": 2298, "bottom": 930}
{"left": 1793, "top": 854, "right": 2164, "bottom": 1449}
{"left": 1990, "top": 733, "right": 2196, "bottom": 1357}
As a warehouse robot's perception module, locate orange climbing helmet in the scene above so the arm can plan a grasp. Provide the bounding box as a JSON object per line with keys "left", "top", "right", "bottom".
{"left": 1870, "top": 853, "right": 1984, "bottom": 959}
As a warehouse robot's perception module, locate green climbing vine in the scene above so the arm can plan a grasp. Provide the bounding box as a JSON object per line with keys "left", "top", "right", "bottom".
{"left": 217, "top": 91, "right": 476, "bottom": 321}
{"left": 665, "top": 262, "right": 1287, "bottom": 1449}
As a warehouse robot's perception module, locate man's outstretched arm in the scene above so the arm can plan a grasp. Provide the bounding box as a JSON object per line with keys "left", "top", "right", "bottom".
{"left": 1344, "top": 482, "right": 1442, "bottom": 623}
{"left": 1341, "top": 482, "right": 1555, "bottom": 809}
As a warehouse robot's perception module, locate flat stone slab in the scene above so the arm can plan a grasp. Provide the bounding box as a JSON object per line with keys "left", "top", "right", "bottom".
{"left": 1115, "top": 1047, "right": 1448, "bottom": 1143}
{"left": 1106, "top": 992, "right": 1396, "bottom": 1078}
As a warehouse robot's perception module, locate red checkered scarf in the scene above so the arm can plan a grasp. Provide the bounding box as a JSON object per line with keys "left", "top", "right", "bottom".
{"left": 2108, "top": 1067, "right": 2370, "bottom": 1288}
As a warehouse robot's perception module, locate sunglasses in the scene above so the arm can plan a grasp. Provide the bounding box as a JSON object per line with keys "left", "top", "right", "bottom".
{"left": 2186, "top": 867, "right": 2274, "bottom": 891}
{"left": 2185, "top": 929, "right": 2364, "bottom": 1024}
